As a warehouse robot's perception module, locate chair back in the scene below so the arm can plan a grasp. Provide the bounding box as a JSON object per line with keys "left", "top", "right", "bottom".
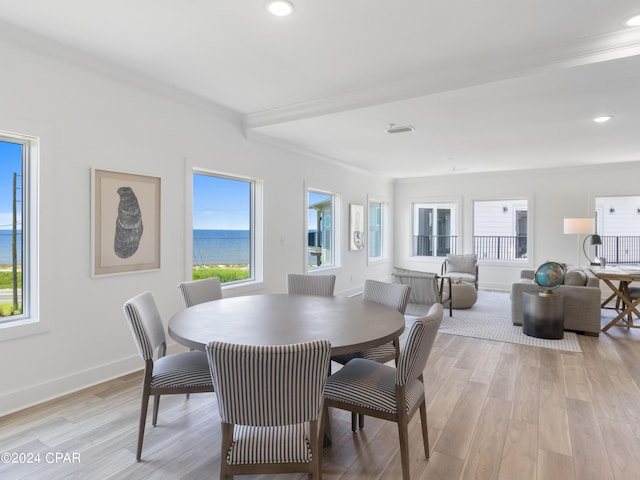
{"left": 396, "top": 303, "right": 443, "bottom": 386}
{"left": 445, "top": 254, "right": 478, "bottom": 275}
{"left": 392, "top": 267, "right": 442, "bottom": 305}
{"left": 363, "top": 279, "right": 411, "bottom": 314}
{"left": 123, "top": 291, "right": 166, "bottom": 361}
{"left": 207, "top": 340, "right": 331, "bottom": 426}
{"left": 178, "top": 277, "right": 223, "bottom": 308}
{"left": 287, "top": 273, "right": 336, "bottom": 296}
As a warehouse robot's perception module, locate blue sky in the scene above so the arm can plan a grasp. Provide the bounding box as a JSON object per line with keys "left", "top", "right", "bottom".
{"left": 0, "top": 141, "right": 22, "bottom": 231}
{"left": 2, "top": 147, "right": 328, "bottom": 232}
{"left": 193, "top": 173, "right": 251, "bottom": 230}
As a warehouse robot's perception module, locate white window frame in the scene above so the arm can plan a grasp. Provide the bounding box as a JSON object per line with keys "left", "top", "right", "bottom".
{"left": 367, "top": 195, "right": 389, "bottom": 264}
{"left": 471, "top": 196, "right": 532, "bottom": 265}
{"left": 306, "top": 186, "right": 340, "bottom": 272}
{"left": 187, "top": 168, "right": 263, "bottom": 293}
{"left": 411, "top": 202, "right": 458, "bottom": 258}
{"left": 0, "top": 129, "right": 42, "bottom": 340}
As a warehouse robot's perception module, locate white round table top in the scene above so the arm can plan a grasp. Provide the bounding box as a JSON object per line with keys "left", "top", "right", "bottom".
{"left": 168, "top": 293, "right": 405, "bottom": 356}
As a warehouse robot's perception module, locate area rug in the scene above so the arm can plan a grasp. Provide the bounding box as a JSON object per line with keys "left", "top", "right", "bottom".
{"left": 410, "top": 291, "right": 582, "bottom": 353}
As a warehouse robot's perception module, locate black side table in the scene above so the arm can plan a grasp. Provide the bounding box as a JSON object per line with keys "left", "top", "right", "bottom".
{"left": 522, "top": 292, "right": 564, "bottom": 339}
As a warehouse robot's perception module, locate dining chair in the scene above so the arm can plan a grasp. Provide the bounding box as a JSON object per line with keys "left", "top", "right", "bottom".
{"left": 332, "top": 279, "right": 411, "bottom": 365}
{"left": 287, "top": 273, "right": 336, "bottom": 296}
{"left": 206, "top": 339, "right": 331, "bottom": 479}
{"left": 324, "top": 303, "right": 443, "bottom": 480}
{"left": 331, "top": 279, "right": 411, "bottom": 430}
{"left": 178, "top": 276, "right": 223, "bottom": 308}
{"left": 123, "top": 290, "right": 214, "bottom": 461}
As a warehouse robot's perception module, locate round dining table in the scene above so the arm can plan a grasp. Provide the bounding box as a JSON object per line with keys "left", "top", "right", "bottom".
{"left": 168, "top": 293, "right": 405, "bottom": 356}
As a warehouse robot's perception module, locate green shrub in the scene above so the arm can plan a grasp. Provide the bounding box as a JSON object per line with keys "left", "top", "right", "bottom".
{"left": 0, "top": 271, "right": 22, "bottom": 289}
{"left": 192, "top": 267, "right": 250, "bottom": 283}
{"left": 0, "top": 303, "right": 22, "bottom": 317}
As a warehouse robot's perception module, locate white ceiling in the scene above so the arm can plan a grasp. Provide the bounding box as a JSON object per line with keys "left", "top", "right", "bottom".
{"left": 1, "top": 0, "right": 639, "bottom": 178}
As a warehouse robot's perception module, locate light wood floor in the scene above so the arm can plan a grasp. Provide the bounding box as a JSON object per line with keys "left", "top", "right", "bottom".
{"left": 3, "top": 316, "right": 640, "bottom": 479}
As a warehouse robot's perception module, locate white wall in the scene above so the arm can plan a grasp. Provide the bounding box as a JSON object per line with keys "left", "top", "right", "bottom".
{"left": 394, "top": 164, "right": 640, "bottom": 291}
{"left": 0, "top": 35, "right": 394, "bottom": 415}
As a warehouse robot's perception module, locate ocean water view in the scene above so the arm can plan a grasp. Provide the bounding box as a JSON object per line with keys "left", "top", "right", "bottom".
{"left": 1, "top": 229, "right": 314, "bottom": 266}
{"left": 0, "top": 230, "right": 21, "bottom": 264}
{"left": 1, "top": 230, "right": 249, "bottom": 266}
{"left": 193, "top": 229, "right": 249, "bottom": 265}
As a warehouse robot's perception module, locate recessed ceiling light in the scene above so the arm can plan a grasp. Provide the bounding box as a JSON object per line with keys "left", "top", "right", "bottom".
{"left": 266, "top": 1, "right": 295, "bottom": 16}
{"left": 625, "top": 14, "right": 640, "bottom": 26}
{"left": 593, "top": 115, "right": 613, "bottom": 123}
{"left": 385, "top": 123, "right": 415, "bottom": 134}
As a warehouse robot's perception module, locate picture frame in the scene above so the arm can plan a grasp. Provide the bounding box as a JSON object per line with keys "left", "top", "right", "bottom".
{"left": 349, "top": 203, "right": 365, "bottom": 251}
{"left": 91, "top": 168, "right": 161, "bottom": 276}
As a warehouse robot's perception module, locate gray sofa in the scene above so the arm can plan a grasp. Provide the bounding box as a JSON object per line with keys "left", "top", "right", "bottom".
{"left": 511, "top": 267, "right": 601, "bottom": 336}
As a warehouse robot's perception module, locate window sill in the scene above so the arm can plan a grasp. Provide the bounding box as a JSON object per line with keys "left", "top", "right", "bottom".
{"left": 222, "top": 279, "right": 265, "bottom": 297}
{"left": 0, "top": 316, "right": 49, "bottom": 343}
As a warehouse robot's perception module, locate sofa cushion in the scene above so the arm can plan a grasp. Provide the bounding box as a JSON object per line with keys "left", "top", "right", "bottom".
{"left": 565, "top": 269, "right": 587, "bottom": 286}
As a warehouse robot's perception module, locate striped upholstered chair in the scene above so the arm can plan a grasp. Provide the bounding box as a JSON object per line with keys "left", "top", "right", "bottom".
{"left": 206, "top": 340, "right": 331, "bottom": 479}
{"left": 287, "top": 273, "right": 336, "bottom": 296}
{"left": 331, "top": 279, "right": 411, "bottom": 430}
{"left": 123, "top": 291, "right": 214, "bottom": 461}
{"left": 332, "top": 279, "right": 411, "bottom": 366}
{"left": 178, "top": 276, "right": 223, "bottom": 308}
{"left": 324, "top": 304, "right": 443, "bottom": 480}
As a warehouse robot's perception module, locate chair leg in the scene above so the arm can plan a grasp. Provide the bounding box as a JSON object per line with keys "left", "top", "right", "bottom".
{"left": 152, "top": 394, "right": 160, "bottom": 426}
{"left": 220, "top": 423, "right": 234, "bottom": 480}
{"left": 351, "top": 412, "right": 357, "bottom": 432}
{"left": 309, "top": 419, "right": 321, "bottom": 480}
{"left": 419, "top": 401, "right": 430, "bottom": 459}
{"left": 397, "top": 417, "right": 411, "bottom": 480}
{"left": 136, "top": 389, "right": 150, "bottom": 461}
{"left": 359, "top": 413, "right": 364, "bottom": 429}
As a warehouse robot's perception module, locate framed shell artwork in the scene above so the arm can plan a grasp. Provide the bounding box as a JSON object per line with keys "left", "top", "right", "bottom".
{"left": 91, "top": 168, "right": 161, "bottom": 276}
{"left": 349, "top": 203, "right": 365, "bottom": 251}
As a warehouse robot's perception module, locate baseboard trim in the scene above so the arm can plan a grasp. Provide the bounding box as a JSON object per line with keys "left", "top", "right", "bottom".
{"left": 0, "top": 355, "right": 142, "bottom": 418}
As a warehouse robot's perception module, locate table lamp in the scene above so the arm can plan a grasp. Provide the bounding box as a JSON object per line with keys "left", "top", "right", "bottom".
{"left": 563, "top": 217, "right": 594, "bottom": 266}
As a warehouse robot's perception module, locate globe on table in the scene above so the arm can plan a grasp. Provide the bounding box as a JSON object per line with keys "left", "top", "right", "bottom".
{"left": 534, "top": 261, "right": 565, "bottom": 297}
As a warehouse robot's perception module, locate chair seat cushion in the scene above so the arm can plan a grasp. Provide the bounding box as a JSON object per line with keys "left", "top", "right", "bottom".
{"left": 443, "top": 272, "right": 476, "bottom": 284}
{"left": 227, "top": 424, "right": 312, "bottom": 465}
{"left": 151, "top": 350, "right": 213, "bottom": 389}
{"left": 331, "top": 341, "right": 396, "bottom": 365}
{"left": 324, "top": 358, "right": 425, "bottom": 415}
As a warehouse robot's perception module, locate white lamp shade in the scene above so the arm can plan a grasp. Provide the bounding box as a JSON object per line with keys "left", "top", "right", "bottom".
{"left": 563, "top": 218, "right": 594, "bottom": 235}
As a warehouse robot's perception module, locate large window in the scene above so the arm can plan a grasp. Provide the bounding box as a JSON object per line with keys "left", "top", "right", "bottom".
{"left": 308, "top": 190, "right": 337, "bottom": 269}
{"left": 594, "top": 195, "right": 640, "bottom": 264}
{"left": 368, "top": 198, "right": 388, "bottom": 262}
{"left": 412, "top": 203, "right": 457, "bottom": 257}
{"left": 0, "top": 134, "right": 33, "bottom": 323}
{"left": 192, "top": 172, "right": 256, "bottom": 284}
{"left": 473, "top": 199, "right": 528, "bottom": 261}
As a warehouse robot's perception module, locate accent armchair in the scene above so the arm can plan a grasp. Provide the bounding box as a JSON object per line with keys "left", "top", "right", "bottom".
{"left": 441, "top": 254, "right": 479, "bottom": 289}
{"left": 392, "top": 267, "right": 452, "bottom": 317}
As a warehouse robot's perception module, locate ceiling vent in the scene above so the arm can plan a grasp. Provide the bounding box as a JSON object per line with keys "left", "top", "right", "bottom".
{"left": 385, "top": 123, "right": 415, "bottom": 134}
